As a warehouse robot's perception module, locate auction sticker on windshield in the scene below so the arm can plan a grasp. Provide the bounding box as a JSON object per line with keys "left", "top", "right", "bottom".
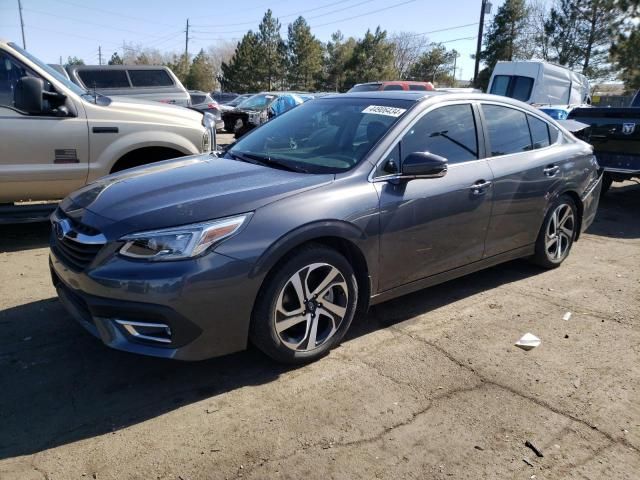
{"left": 362, "top": 105, "right": 407, "bottom": 117}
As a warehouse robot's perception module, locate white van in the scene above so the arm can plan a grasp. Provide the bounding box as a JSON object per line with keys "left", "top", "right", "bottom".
{"left": 488, "top": 61, "right": 590, "bottom": 105}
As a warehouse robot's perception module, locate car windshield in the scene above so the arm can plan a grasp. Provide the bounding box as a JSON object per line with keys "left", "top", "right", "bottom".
{"left": 9, "top": 42, "right": 87, "bottom": 97}
{"left": 227, "top": 97, "right": 413, "bottom": 174}
{"left": 237, "top": 93, "right": 278, "bottom": 110}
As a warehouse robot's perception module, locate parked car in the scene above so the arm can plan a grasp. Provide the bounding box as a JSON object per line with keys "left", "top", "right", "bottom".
{"left": 348, "top": 81, "right": 435, "bottom": 93}
{"left": 222, "top": 92, "right": 305, "bottom": 138}
{"left": 218, "top": 93, "right": 253, "bottom": 115}
{"left": 66, "top": 64, "right": 190, "bottom": 107}
{"left": 0, "top": 40, "right": 215, "bottom": 222}
{"left": 569, "top": 92, "right": 640, "bottom": 193}
{"left": 538, "top": 104, "right": 591, "bottom": 120}
{"left": 50, "top": 91, "right": 602, "bottom": 364}
{"left": 488, "top": 61, "right": 591, "bottom": 105}
{"left": 212, "top": 92, "right": 239, "bottom": 104}
{"left": 189, "top": 90, "right": 223, "bottom": 130}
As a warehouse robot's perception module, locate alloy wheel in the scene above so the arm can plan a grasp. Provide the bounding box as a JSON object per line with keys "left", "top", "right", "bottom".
{"left": 274, "top": 263, "right": 349, "bottom": 352}
{"left": 545, "top": 203, "right": 575, "bottom": 262}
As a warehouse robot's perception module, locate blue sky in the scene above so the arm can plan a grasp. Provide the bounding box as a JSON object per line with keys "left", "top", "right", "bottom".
{"left": 0, "top": 0, "right": 500, "bottom": 82}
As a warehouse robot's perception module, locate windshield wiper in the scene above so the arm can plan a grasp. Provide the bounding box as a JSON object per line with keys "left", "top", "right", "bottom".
{"left": 232, "top": 151, "right": 309, "bottom": 173}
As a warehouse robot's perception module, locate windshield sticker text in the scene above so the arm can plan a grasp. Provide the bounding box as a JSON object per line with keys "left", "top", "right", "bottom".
{"left": 362, "top": 105, "right": 407, "bottom": 117}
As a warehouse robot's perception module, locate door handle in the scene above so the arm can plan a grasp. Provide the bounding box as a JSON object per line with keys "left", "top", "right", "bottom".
{"left": 470, "top": 179, "right": 492, "bottom": 195}
{"left": 543, "top": 165, "right": 560, "bottom": 177}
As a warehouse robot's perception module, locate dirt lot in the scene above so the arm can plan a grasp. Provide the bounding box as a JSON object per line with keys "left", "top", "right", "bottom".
{"left": 0, "top": 182, "right": 638, "bottom": 480}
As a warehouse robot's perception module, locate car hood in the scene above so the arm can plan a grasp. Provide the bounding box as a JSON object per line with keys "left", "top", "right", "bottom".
{"left": 60, "top": 154, "right": 333, "bottom": 238}
{"left": 98, "top": 96, "right": 204, "bottom": 125}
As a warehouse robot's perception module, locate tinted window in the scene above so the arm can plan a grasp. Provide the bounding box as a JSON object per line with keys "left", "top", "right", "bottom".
{"left": 78, "top": 69, "right": 130, "bottom": 89}
{"left": 528, "top": 115, "right": 550, "bottom": 149}
{"left": 401, "top": 104, "right": 478, "bottom": 164}
{"left": 511, "top": 76, "right": 534, "bottom": 102}
{"left": 409, "top": 84, "right": 427, "bottom": 91}
{"left": 383, "top": 84, "right": 404, "bottom": 91}
{"left": 483, "top": 105, "right": 532, "bottom": 156}
{"left": 349, "top": 83, "right": 382, "bottom": 92}
{"left": 490, "top": 75, "right": 534, "bottom": 102}
{"left": 0, "top": 52, "right": 29, "bottom": 108}
{"left": 490, "top": 75, "right": 510, "bottom": 96}
{"left": 128, "top": 69, "right": 173, "bottom": 87}
{"left": 549, "top": 125, "right": 560, "bottom": 143}
{"left": 190, "top": 94, "right": 206, "bottom": 104}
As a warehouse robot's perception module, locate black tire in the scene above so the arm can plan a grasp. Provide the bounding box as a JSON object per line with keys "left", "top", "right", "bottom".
{"left": 600, "top": 173, "right": 613, "bottom": 197}
{"left": 530, "top": 194, "right": 578, "bottom": 269}
{"left": 250, "top": 244, "right": 358, "bottom": 364}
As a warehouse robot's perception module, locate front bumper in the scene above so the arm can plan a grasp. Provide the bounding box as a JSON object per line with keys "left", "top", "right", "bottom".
{"left": 50, "top": 244, "right": 262, "bottom": 361}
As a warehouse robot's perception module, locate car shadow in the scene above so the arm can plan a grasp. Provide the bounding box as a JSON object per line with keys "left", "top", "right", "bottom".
{"left": 0, "top": 222, "right": 50, "bottom": 253}
{"left": 0, "top": 257, "right": 543, "bottom": 460}
{"left": 586, "top": 181, "right": 640, "bottom": 239}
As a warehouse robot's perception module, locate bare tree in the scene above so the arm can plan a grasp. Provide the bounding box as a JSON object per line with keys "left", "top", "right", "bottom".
{"left": 206, "top": 41, "right": 237, "bottom": 90}
{"left": 390, "top": 32, "right": 429, "bottom": 79}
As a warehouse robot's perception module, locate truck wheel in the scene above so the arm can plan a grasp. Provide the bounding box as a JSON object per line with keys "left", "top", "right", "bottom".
{"left": 530, "top": 195, "right": 578, "bottom": 269}
{"left": 600, "top": 173, "right": 613, "bottom": 196}
{"left": 250, "top": 245, "right": 358, "bottom": 364}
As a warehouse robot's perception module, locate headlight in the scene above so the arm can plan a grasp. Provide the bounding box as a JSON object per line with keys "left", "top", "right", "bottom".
{"left": 119, "top": 214, "right": 251, "bottom": 261}
{"left": 202, "top": 129, "right": 211, "bottom": 152}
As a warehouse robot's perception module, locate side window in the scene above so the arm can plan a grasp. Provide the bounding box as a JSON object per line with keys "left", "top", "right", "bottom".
{"left": 490, "top": 75, "right": 510, "bottom": 96}
{"left": 549, "top": 125, "right": 560, "bottom": 143}
{"left": 482, "top": 104, "right": 532, "bottom": 156}
{"left": 409, "top": 84, "right": 427, "bottom": 91}
{"left": 78, "top": 69, "right": 130, "bottom": 89}
{"left": 0, "top": 52, "right": 29, "bottom": 109}
{"left": 400, "top": 104, "right": 479, "bottom": 164}
{"left": 527, "top": 115, "right": 551, "bottom": 149}
{"left": 128, "top": 69, "right": 174, "bottom": 87}
{"left": 511, "top": 76, "right": 534, "bottom": 102}
{"left": 376, "top": 143, "right": 401, "bottom": 176}
{"left": 383, "top": 84, "right": 404, "bottom": 91}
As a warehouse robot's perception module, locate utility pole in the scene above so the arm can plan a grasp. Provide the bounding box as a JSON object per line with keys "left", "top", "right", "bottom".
{"left": 184, "top": 18, "right": 190, "bottom": 60}
{"left": 452, "top": 49, "right": 458, "bottom": 87}
{"left": 59, "top": 55, "right": 62, "bottom": 65}
{"left": 98, "top": 46, "right": 103, "bottom": 65}
{"left": 17, "top": 0, "right": 26, "bottom": 49}
{"left": 473, "top": 0, "right": 490, "bottom": 87}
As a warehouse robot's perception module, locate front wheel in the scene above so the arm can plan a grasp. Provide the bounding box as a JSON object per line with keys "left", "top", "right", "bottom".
{"left": 530, "top": 195, "right": 578, "bottom": 269}
{"left": 250, "top": 245, "right": 358, "bottom": 364}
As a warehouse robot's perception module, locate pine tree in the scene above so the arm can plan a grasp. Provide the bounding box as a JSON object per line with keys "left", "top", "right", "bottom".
{"left": 220, "top": 31, "right": 263, "bottom": 92}
{"left": 345, "top": 27, "right": 395, "bottom": 88}
{"left": 256, "top": 10, "right": 286, "bottom": 90}
{"left": 186, "top": 49, "right": 215, "bottom": 91}
{"left": 65, "top": 56, "right": 84, "bottom": 66}
{"left": 108, "top": 52, "right": 123, "bottom": 65}
{"left": 408, "top": 43, "right": 456, "bottom": 85}
{"left": 477, "top": 0, "right": 530, "bottom": 90}
{"left": 323, "top": 31, "right": 357, "bottom": 92}
{"left": 611, "top": 0, "right": 640, "bottom": 90}
{"left": 287, "top": 16, "right": 324, "bottom": 90}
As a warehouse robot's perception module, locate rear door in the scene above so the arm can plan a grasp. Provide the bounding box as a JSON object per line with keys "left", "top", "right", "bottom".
{"left": 376, "top": 102, "right": 494, "bottom": 291}
{"left": 480, "top": 103, "right": 563, "bottom": 257}
{"left": 0, "top": 50, "right": 88, "bottom": 203}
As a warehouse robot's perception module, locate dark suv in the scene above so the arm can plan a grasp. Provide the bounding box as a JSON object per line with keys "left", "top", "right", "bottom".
{"left": 50, "top": 91, "right": 602, "bottom": 364}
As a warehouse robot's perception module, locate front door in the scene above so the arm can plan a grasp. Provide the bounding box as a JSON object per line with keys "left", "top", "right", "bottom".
{"left": 0, "top": 50, "right": 88, "bottom": 203}
{"left": 376, "top": 103, "right": 494, "bottom": 292}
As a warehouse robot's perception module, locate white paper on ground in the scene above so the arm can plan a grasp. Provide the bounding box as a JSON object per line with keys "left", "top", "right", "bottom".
{"left": 515, "top": 333, "right": 541, "bottom": 351}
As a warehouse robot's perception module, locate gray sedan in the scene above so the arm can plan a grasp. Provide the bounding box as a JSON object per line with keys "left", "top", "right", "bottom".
{"left": 49, "top": 91, "right": 602, "bottom": 364}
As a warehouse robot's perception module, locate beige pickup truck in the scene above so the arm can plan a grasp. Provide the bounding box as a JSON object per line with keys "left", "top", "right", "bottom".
{"left": 0, "top": 40, "right": 215, "bottom": 221}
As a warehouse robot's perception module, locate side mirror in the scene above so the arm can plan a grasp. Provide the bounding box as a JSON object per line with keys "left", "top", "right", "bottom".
{"left": 14, "top": 76, "right": 44, "bottom": 114}
{"left": 401, "top": 151, "right": 448, "bottom": 178}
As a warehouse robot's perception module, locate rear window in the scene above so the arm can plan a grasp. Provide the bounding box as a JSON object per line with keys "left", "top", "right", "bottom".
{"left": 78, "top": 69, "right": 130, "bottom": 89}
{"left": 409, "top": 84, "right": 427, "bottom": 91}
{"left": 190, "top": 94, "right": 207, "bottom": 104}
{"left": 349, "top": 83, "right": 382, "bottom": 92}
{"left": 128, "top": 69, "right": 174, "bottom": 87}
{"left": 490, "top": 75, "right": 534, "bottom": 102}
{"left": 383, "top": 84, "right": 404, "bottom": 91}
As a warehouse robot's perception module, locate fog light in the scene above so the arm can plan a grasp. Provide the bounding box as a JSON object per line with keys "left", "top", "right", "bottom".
{"left": 114, "top": 319, "right": 172, "bottom": 344}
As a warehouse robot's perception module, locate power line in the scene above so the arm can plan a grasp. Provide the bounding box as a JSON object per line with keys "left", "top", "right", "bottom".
{"left": 310, "top": 0, "right": 417, "bottom": 29}
{"left": 51, "top": 0, "right": 176, "bottom": 28}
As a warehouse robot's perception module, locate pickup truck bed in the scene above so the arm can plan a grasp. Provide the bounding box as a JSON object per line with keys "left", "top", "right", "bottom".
{"left": 569, "top": 107, "right": 640, "bottom": 192}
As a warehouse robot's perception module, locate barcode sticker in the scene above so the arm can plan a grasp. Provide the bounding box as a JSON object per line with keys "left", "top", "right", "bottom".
{"left": 362, "top": 105, "right": 407, "bottom": 117}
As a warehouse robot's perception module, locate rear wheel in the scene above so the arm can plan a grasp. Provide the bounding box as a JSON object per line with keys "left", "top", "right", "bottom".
{"left": 250, "top": 245, "right": 358, "bottom": 364}
{"left": 530, "top": 195, "right": 578, "bottom": 269}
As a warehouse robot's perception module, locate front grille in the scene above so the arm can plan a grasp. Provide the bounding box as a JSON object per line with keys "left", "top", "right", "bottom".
{"left": 51, "top": 211, "right": 106, "bottom": 271}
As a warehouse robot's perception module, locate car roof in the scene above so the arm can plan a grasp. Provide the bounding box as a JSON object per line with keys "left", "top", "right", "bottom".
{"left": 323, "top": 91, "right": 445, "bottom": 101}
{"left": 66, "top": 65, "right": 172, "bottom": 71}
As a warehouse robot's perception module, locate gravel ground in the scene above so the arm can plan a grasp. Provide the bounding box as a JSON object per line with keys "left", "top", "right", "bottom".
{"left": 0, "top": 181, "right": 638, "bottom": 480}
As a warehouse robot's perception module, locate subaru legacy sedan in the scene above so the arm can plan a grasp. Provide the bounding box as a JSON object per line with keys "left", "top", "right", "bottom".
{"left": 50, "top": 91, "right": 602, "bottom": 364}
